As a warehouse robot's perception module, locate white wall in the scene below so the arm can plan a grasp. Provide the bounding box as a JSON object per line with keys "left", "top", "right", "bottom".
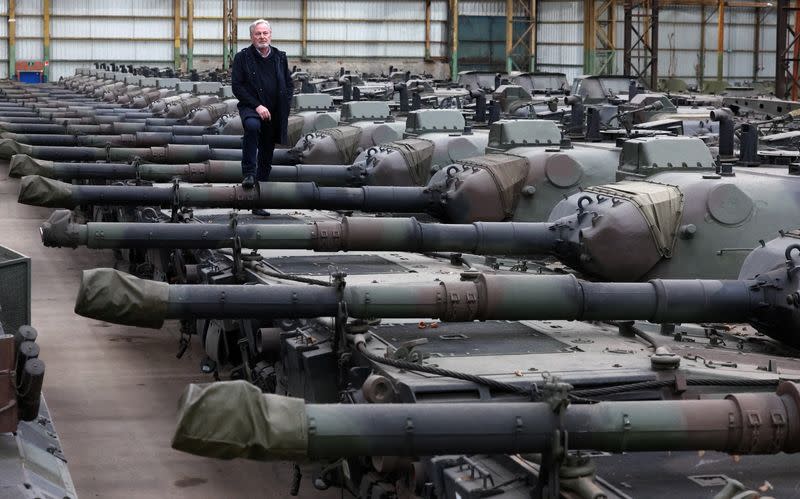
{"left": 0, "top": 0, "right": 780, "bottom": 84}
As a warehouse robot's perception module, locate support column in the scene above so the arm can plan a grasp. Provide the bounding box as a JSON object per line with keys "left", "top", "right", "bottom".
{"left": 753, "top": 7, "right": 760, "bottom": 82}
{"left": 584, "top": 0, "right": 596, "bottom": 74}
{"left": 173, "top": 0, "right": 181, "bottom": 70}
{"left": 699, "top": 5, "right": 706, "bottom": 85}
{"left": 187, "top": 0, "right": 194, "bottom": 72}
{"left": 623, "top": 1, "right": 631, "bottom": 76}
{"left": 507, "top": 0, "right": 514, "bottom": 72}
{"left": 302, "top": 0, "right": 309, "bottom": 61}
{"left": 650, "top": 0, "right": 658, "bottom": 90}
{"left": 43, "top": 0, "right": 50, "bottom": 82}
{"left": 425, "top": 0, "right": 432, "bottom": 60}
{"left": 530, "top": 0, "right": 537, "bottom": 71}
{"left": 775, "top": 0, "right": 789, "bottom": 99}
{"left": 231, "top": 0, "right": 238, "bottom": 61}
{"left": 717, "top": 0, "right": 725, "bottom": 81}
{"left": 622, "top": 0, "right": 658, "bottom": 89}
{"left": 222, "top": 0, "right": 229, "bottom": 70}
{"left": 450, "top": 0, "right": 459, "bottom": 80}
{"left": 8, "top": 0, "right": 15, "bottom": 80}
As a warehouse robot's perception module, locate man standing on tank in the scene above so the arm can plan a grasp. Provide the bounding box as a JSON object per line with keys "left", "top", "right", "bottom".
{"left": 232, "top": 19, "right": 293, "bottom": 216}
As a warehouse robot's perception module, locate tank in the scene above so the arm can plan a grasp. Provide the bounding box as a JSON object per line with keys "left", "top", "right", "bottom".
{"left": 291, "top": 93, "right": 340, "bottom": 135}
{"left": 16, "top": 134, "right": 719, "bottom": 232}
{"left": 18, "top": 68, "right": 800, "bottom": 499}
{"left": 60, "top": 223, "right": 800, "bottom": 497}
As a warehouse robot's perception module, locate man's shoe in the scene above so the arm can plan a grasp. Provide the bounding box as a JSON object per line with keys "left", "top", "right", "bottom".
{"left": 241, "top": 175, "right": 255, "bottom": 189}
{"left": 251, "top": 209, "right": 270, "bottom": 217}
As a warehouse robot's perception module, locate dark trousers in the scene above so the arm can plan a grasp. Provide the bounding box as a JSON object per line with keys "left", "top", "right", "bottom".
{"left": 242, "top": 116, "right": 276, "bottom": 182}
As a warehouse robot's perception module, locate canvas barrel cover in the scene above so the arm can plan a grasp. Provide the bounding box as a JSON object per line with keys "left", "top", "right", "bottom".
{"left": 18, "top": 175, "right": 73, "bottom": 208}
{"left": 74, "top": 268, "right": 169, "bottom": 329}
{"left": 172, "top": 380, "right": 308, "bottom": 461}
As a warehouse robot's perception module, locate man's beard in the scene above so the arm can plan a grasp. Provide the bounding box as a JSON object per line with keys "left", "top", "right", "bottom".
{"left": 255, "top": 42, "right": 270, "bottom": 49}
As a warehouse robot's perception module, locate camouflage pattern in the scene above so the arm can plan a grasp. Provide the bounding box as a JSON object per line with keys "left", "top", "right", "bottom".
{"left": 0, "top": 131, "right": 242, "bottom": 149}
{"left": 19, "top": 175, "right": 443, "bottom": 212}
{"left": 0, "top": 140, "right": 241, "bottom": 162}
{"left": 172, "top": 380, "right": 800, "bottom": 460}
{"left": 73, "top": 241, "right": 800, "bottom": 346}
{"left": 9, "top": 155, "right": 371, "bottom": 186}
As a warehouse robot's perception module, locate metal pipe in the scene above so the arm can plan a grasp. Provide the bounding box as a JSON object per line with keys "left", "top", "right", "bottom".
{"left": 187, "top": 0, "right": 194, "bottom": 71}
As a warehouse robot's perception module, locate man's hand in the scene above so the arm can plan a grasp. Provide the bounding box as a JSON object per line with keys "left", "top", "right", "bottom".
{"left": 255, "top": 105, "right": 271, "bottom": 121}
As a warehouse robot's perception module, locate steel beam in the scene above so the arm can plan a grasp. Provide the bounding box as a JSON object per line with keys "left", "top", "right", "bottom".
{"left": 173, "top": 0, "right": 181, "bottom": 70}
{"left": 43, "top": 0, "right": 50, "bottom": 82}
{"left": 187, "top": 0, "right": 194, "bottom": 71}
{"left": 450, "top": 0, "right": 459, "bottom": 80}
{"left": 8, "top": 0, "right": 15, "bottom": 80}
{"left": 623, "top": 0, "right": 659, "bottom": 89}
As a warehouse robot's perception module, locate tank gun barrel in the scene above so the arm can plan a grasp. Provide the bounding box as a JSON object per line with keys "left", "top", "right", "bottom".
{"left": 11, "top": 155, "right": 367, "bottom": 186}
{"left": 42, "top": 213, "right": 559, "bottom": 255}
{"left": 0, "top": 140, "right": 241, "bottom": 162}
{"left": 20, "top": 176, "right": 443, "bottom": 214}
{"left": 1, "top": 132, "right": 242, "bottom": 149}
{"left": 172, "top": 380, "right": 800, "bottom": 460}
{"left": 75, "top": 268, "right": 770, "bottom": 330}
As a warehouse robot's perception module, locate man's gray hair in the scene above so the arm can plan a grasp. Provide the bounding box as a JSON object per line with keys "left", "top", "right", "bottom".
{"left": 250, "top": 19, "right": 271, "bottom": 36}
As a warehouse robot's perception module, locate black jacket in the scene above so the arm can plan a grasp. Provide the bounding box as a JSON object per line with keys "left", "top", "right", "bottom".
{"left": 231, "top": 44, "right": 293, "bottom": 145}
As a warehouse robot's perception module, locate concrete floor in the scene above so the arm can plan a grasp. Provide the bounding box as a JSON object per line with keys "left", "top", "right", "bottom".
{"left": 0, "top": 161, "right": 337, "bottom": 498}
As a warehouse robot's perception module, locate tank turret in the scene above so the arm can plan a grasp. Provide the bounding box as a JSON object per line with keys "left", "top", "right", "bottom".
{"left": 548, "top": 170, "right": 800, "bottom": 280}
{"left": 295, "top": 101, "right": 405, "bottom": 164}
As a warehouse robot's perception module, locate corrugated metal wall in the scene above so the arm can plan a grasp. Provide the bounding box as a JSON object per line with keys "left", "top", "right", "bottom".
{"left": 537, "top": 0, "right": 583, "bottom": 82}
{"left": 610, "top": 3, "right": 777, "bottom": 85}
{"left": 0, "top": 0, "right": 782, "bottom": 84}
{"left": 191, "top": 0, "right": 449, "bottom": 62}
